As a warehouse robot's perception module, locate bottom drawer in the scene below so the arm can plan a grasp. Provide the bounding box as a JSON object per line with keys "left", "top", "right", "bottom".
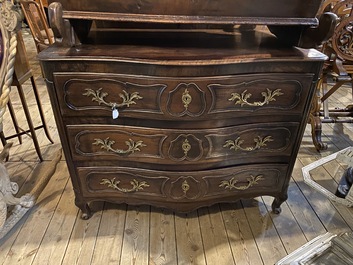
{"left": 76, "top": 164, "right": 289, "bottom": 211}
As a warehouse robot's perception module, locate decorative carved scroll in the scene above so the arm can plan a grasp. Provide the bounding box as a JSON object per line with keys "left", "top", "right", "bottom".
{"left": 0, "top": 144, "right": 62, "bottom": 239}
{"left": 0, "top": 0, "right": 22, "bottom": 129}
{"left": 332, "top": 16, "right": 353, "bottom": 61}
{"left": 0, "top": 0, "right": 42, "bottom": 239}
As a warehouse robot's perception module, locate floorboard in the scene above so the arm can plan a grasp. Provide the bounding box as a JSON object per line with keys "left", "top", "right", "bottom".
{"left": 149, "top": 208, "right": 177, "bottom": 265}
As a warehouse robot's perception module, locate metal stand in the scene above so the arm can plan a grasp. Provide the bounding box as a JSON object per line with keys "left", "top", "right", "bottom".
{"left": 0, "top": 31, "right": 53, "bottom": 161}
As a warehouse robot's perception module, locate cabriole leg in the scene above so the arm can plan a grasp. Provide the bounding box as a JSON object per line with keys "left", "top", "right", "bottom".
{"left": 271, "top": 193, "right": 288, "bottom": 214}
{"left": 75, "top": 197, "right": 92, "bottom": 220}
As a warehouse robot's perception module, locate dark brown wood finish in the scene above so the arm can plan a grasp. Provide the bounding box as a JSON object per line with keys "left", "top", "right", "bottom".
{"left": 48, "top": 0, "right": 322, "bottom": 25}
{"left": 40, "top": 1, "right": 327, "bottom": 219}
{"left": 47, "top": 0, "right": 334, "bottom": 48}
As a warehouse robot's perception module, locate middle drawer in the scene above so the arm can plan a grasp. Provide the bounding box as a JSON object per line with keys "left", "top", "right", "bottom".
{"left": 67, "top": 122, "right": 299, "bottom": 166}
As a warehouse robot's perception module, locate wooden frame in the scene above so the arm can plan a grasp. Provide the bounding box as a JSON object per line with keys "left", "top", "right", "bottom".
{"left": 276, "top": 232, "right": 353, "bottom": 264}
{"left": 20, "top": 0, "right": 54, "bottom": 53}
{"left": 47, "top": 0, "right": 332, "bottom": 48}
{"left": 47, "top": 0, "right": 323, "bottom": 25}
{"left": 302, "top": 146, "right": 353, "bottom": 207}
{"left": 0, "top": 0, "right": 30, "bottom": 239}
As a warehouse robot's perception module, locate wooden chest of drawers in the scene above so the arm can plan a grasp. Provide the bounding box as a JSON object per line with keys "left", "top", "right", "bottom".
{"left": 39, "top": 28, "right": 325, "bottom": 219}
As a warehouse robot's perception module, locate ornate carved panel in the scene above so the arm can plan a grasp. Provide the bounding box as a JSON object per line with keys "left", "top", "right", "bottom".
{"left": 68, "top": 123, "right": 297, "bottom": 164}
{"left": 168, "top": 134, "right": 204, "bottom": 161}
{"left": 166, "top": 83, "right": 206, "bottom": 117}
{"left": 205, "top": 124, "right": 296, "bottom": 158}
{"left": 83, "top": 170, "right": 169, "bottom": 197}
{"left": 332, "top": 15, "right": 353, "bottom": 61}
{"left": 79, "top": 164, "right": 288, "bottom": 202}
{"left": 169, "top": 176, "right": 202, "bottom": 200}
{"left": 208, "top": 74, "right": 313, "bottom": 114}
{"left": 203, "top": 166, "right": 286, "bottom": 197}
{"left": 54, "top": 74, "right": 166, "bottom": 115}
{"left": 71, "top": 128, "right": 167, "bottom": 159}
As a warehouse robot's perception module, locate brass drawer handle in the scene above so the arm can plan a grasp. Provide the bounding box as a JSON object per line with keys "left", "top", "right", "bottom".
{"left": 93, "top": 137, "right": 146, "bottom": 155}
{"left": 83, "top": 88, "right": 143, "bottom": 119}
{"left": 228, "top": 88, "right": 283, "bottom": 107}
{"left": 223, "top": 135, "right": 273, "bottom": 152}
{"left": 219, "top": 175, "right": 264, "bottom": 191}
{"left": 100, "top": 178, "right": 149, "bottom": 193}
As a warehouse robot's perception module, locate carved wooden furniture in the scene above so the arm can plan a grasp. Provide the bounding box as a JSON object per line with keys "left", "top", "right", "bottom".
{"left": 0, "top": 0, "right": 22, "bottom": 234}
{"left": 310, "top": 0, "right": 353, "bottom": 151}
{"left": 41, "top": 0, "right": 47, "bottom": 7}
{"left": 20, "top": 0, "right": 54, "bottom": 53}
{"left": 39, "top": 0, "right": 329, "bottom": 219}
{"left": 0, "top": 0, "right": 59, "bottom": 240}
{"left": 0, "top": 0, "right": 35, "bottom": 238}
{"left": 0, "top": 0, "right": 54, "bottom": 162}
{"left": 0, "top": 31, "right": 54, "bottom": 161}
{"left": 0, "top": 0, "right": 22, "bottom": 130}
{"left": 0, "top": 142, "right": 62, "bottom": 239}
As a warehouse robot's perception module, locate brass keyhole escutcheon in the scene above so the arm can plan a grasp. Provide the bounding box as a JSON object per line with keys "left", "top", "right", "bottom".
{"left": 182, "top": 89, "right": 192, "bottom": 110}
{"left": 182, "top": 139, "right": 191, "bottom": 156}
{"left": 182, "top": 180, "right": 190, "bottom": 195}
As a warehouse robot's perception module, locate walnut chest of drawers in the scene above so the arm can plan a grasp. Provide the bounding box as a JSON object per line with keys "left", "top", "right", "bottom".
{"left": 39, "top": 28, "right": 325, "bottom": 219}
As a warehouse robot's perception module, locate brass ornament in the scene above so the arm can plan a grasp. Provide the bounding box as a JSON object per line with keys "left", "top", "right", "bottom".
{"left": 223, "top": 135, "right": 273, "bottom": 152}
{"left": 167, "top": 83, "right": 206, "bottom": 117}
{"left": 182, "top": 139, "right": 191, "bottom": 156}
{"left": 182, "top": 88, "right": 192, "bottom": 110}
{"left": 182, "top": 180, "right": 190, "bottom": 195}
{"left": 83, "top": 88, "right": 142, "bottom": 108}
{"left": 219, "top": 175, "right": 264, "bottom": 191}
{"left": 228, "top": 88, "right": 283, "bottom": 107}
{"left": 100, "top": 178, "right": 149, "bottom": 193}
{"left": 169, "top": 134, "right": 203, "bottom": 162}
{"left": 93, "top": 137, "right": 146, "bottom": 155}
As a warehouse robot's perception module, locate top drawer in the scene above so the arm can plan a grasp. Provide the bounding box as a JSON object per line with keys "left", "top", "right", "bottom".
{"left": 53, "top": 72, "right": 314, "bottom": 121}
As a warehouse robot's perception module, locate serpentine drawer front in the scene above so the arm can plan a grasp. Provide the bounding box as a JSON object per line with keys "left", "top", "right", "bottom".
{"left": 54, "top": 73, "right": 314, "bottom": 120}
{"left": 77, "top": 164, "right": 288, "bottom": 212}
{"left": 39, "top": 27, "right": 325, "bottom": 219}
{"left": 67, "top": 123, "right": 298, "bottom": 166}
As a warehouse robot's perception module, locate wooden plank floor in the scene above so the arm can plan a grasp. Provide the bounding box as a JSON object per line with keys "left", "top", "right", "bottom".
{"left": 1, "top": 28, "right": 353, "bottom": 265}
